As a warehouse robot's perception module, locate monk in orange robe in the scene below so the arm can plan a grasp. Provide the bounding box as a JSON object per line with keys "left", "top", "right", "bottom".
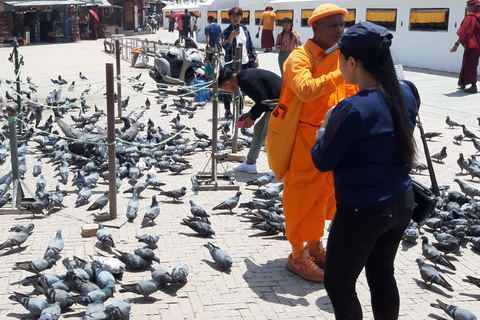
{"left": 279, "top": 4, "right": 358, "bottom": 282}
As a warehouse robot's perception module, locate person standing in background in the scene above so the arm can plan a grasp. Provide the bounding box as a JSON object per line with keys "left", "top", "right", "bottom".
{"left": 205, "top": 15, "right": 222, "bottom": 52}
{"left": 190, "top": 12, "right": 197, "bottom": 38}
{"left": 182, "top": 9, "right": 191, "bottom": 39}
{"left": 177, "top": 15, "right": 183, "bottom": 42}
{"left": 451, "top": 0, "right": 480, "bottom": 93}
{"left": 258, "top": 6, "right": 276, "bottom": 52}
{"left": 168, "top": 11, "right": 175, "bottom": 33}
{"left": 276, "top": 17, "right": 302, "bottom": 77}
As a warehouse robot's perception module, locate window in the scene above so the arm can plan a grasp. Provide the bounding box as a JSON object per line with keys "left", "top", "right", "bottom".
{"left": 301, "top": 9, "right": 313, "bottom": 27}
{"left": 255, "top": 10, "right": 262, "bottom": 25}
{"left": 366, "top": 9, "right": 397, "bottom": 31}
{"left": 194, "top": 11, "right": 201, "bottom": 18}
{"left": 275, "top": 10, "right": 293, "bottom": 26}
{"left": 220, "top": 10, "right": 249, "bottom": 25}
{"left": 207, "top": 11, "right": 217, "bottom": 21}
{"left": 345, "top": 9, "right": 356, "bottom": 28}
{"left": 409, "top": 8, "right": 449, "bottom": 31}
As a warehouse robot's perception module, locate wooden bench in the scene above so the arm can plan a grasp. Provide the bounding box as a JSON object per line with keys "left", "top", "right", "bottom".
{"left": 103, "top": 26, "right": 124, "bottom": 53}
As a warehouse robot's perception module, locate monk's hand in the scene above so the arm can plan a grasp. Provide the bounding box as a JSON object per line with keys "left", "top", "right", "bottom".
{"left": 450, "top": 45, "right": 458, "bottom": 52}
{"left": 254, "top": 56, "right": 259, "bottom": 68}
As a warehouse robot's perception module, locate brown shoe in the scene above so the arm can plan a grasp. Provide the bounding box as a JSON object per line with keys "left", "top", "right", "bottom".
{"left": 286, "top": 249, "right": 324, "bottom": 282}
{"left": 307, "top": 245, "right": 326, "bottom": 268}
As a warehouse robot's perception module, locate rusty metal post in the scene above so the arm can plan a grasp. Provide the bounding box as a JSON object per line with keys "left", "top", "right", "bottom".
{"left": 115, "top": 39, "right": 122, "bottom": 119}
{"left": 106, "top": 63, "right": 117, "bottom": 220}
{"left": 231, "top": 45, "right": 242, "bottom": 153}
{"left": 211, "top": 53, "right": 219, "bottom": 184}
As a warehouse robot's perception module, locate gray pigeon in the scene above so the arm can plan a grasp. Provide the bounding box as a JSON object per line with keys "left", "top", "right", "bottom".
{"left": 44, "top": 230, "right": 64, "bottom": 260}
{"left": 171, "top": 264, "right": 190, "bottom": 283}
{"left": 33, "top": 157, "right": 43, "bottom": 177}
{"left": 431, "top": 146, "right": 447, "bottom": 163}
{"left": 44, "top": 287, "right": 75, "bottom": 308}
{"left": 0, "top": 227, "right": 30, "bottom": 251}
{"left": 254, "top": 185, "right": 283, "bottom": 199}
{"left": 431, "top": 299, "right": 477, "bottom": 320}
{"left": 83, "top": 300, "right": 106, "bottom": 320}
{"left": 136, "top": 232, "right": 159, "bottom": 249}
{"left": 72, "top": 285, "right": 114, "bottom": 304}
{"left": 96, "top": 223, "right": 115, "bottom": 249}
{"left": 446, "top": 116, "right": 462, "bottom": 128}
{"left": 14, "top": 258, "right": 56, "bottom": 274}
{"left": 421, "top": 236, "right": 456, "bottom": 270}
{"left": 141, "top": 195, "right": 160, "bottom": 227}
{"left": 246, "top": 175, "right": 275, "bottom": 188}
{"left": 119, "top": 279, "right": 160, "bottom": 300}
{"left": 181, "top": 218, "right": 215, "bottom": 237}
{"left": 402, "top": 222, "right": 419, "bottom": 244}
{"left": 92, "top": 261, "right": 116, "bottom": 289}
{"left": 126, "top": 188, "right": 139, "bottom": 222}
{"left": 212, "top": 191, "right": 242, "bottom": 213}
{"left": 462, "top": 124, "right": 479, "bottom": 139}
{"left": 19, "top": 199, "right": 48, "bottom": 217}
{"left": 105, "top": 297, "right": 133, "bottom": 319}
{"left": 205, "top": 242, "right": 232, "bottom": 271}
{"left": 10, "top": 223, "right": 35, "bottom": 233}
{"left": 454, "top": 179, "right": 480, "bottom": 198}
{"left": 416, "top": 258, "right": 454, "bottom": 291}
{"left": 75, "top": 184, "right": 92, "bottom": 207}
{"left": 189, "top": 200, "right": 209, "bottom": 218}
{"left": 115, "top": 250, "right": 151, "bottom": 270}
{"left": 160, "top": 186, "right": 187, "bottom": 201}
{"left": 192, "top": 127, "right": 209, "bottom": 140}
{"left": 9, "top": 291, "right": 48, "bottom": 316}
{"left": 87, "top": 191, "right": 109, "bottom": 211}
{"left": 38, "top": 302, "right": 61, "bottom": 320}
{"left": 457, "top": 153, "right": 470, "bottom": 173}
{"left": 151, "top": 268, "right": 175, "bottom": 287}
{"left": 134, "top": 248, "right": 160, "bottom": 263}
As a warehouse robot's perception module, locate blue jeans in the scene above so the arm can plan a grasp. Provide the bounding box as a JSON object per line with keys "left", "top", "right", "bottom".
{"left": 324, "top": 189, "right": 414, "bottom": 320}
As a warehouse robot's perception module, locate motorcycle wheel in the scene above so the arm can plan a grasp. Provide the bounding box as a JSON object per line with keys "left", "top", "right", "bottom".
{"left": 184, "top": 70, "right": 196, "bottom": 94}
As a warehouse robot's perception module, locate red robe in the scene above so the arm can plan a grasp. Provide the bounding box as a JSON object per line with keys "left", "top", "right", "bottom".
{"left": 457, "top": 9, "right": 480, "bottom": 86}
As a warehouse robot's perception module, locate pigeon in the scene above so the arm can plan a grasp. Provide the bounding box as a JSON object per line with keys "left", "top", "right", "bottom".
{"left": 32, "top": 157, "right": 43, "bottom": 177}
{"left": 91, "top": 261, "right": 116, "bottom": 289}
{"left": 19, "top": 199, "right": 48, "bottom": 217}
{"left": 141, "top": 195, "right": 160, "bottom": 227}
{"left": 134, "top": 248, "right": 160, "bottom": 263}
{"left": 421, "top": 236, "right": 456, "bottom": 270}
{"left": 121, "top": 96, "right": 130, "bottom": 110}
{"left": 402, "top": 222, "right": 419, "bottom": 244}
{"left": 424, "top": 132, "right": 442, "bottom": 140}
{"left": 192, "top": 127, "right": 209, "bottom": 140}
{"left": 254, "top": 185, "right": 283, "bottom": 199}
{"left": 105, "top": 297, "right": 133, "bottom": 319}
{"left": 87, "top": 191, "right": 109, "bottom": 211}
{"left": 126, "top": 188, "right": 139, "bottom": 222}
{"left": 43, "top": 287, "right": 74, "bottom": 308}
{"left": 416, "top": 258, "right": 454, "bottom": 291}
{"left": 411, "top": 159, "right": 428, "bottom": 173}
{"left": 136, "top": 232, "right": 159, "bottom": 248}
{"left": 0, "top": 227, "right": 30, "bottom": 251}
{"left": 68, "top": 81, "right": 75, "bottom": 91}
{"left": 44, "top": 230, "right": 64, "bottom": 260}
{"left": 10, "top": 223, "right": 35, "bottom": 233}
{"left": 464, "top": 275, "right": 480, "bottom": 289}
{"left": 189, "top": 200, "right": 209, "bottom": 218}
{"left": 205, "top": 242, "right": 232, "bottom": 271}
{"left": 454, "top": 179, "right": 480, "bottom": 198}
{"left": 430, "top": 299, "right": 477, "bottom": 320}
{"left": 168, "top": 164, "right": 192, "bottom": 174}
{"left": 171, "top": 264, "right": 190, "bottom": 283}
{"left": 462, "top": 124, "right": 479, "bottom": 139}
{"left": 72, "top": 285, "right": 114, "bottom": 304}
{"left": 160, "top": 186, "right": 187, "bottom": 201}
{"left": 123, "top": 182, "right": 148, "bottom": 196}
{"left": 128, "top": 73, "right": 142, "bottom": 81}
{"left": 151, "top": 268, "right": 175, "bottom": 287}
{"left": 212, "top": 191, "right": 242, "bottom": 213}
{"left": 246, "top": 175, "right": 275, "bottom": 188}
{"left": 9, "top": 292, "right": 48, "bottom": 316}
{"left": 38, "top": 302, "right": 61, "bottom": 320}
{"left": 453, "top": 134, "right": 464, "bottom": 144}
{"left": 458, "top": 153, "right": 470, "bottom": 173}
{"left": 472, "top": 138, "right": 480, "bottom": 153}
{"left": 79, "top": 71, "right": 88, "bottom": 80}
{"left": 75, "top": 184, "right": 92, "bottom": 207}
{"left": 181, "top": 218, "right": 215, "bottom": 237}
{"left": 14, "top": 258, "right": 56, "bottom": 274}
{"left": 431, "top": 146, "right": 447, "bottom": 163}
{"left": 115, "top": 250, "right": 151, "bottom": 270}
{"left": 445, "top": 116, "right": 462, "bottom": 128}
{"left": 119, "top": 279, "right": 159, "bottom": 300}
{"left": 96, "top": 223, "right": 115, "bottom": 249}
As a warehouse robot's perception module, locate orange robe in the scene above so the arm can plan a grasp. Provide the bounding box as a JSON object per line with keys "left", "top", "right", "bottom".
{"left": 282, "top": 39, "right": 358, "bottom": 245}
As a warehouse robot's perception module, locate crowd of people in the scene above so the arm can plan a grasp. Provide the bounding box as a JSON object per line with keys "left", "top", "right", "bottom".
{"left": 163, "top": 2, "right": 479, "bottom": 319}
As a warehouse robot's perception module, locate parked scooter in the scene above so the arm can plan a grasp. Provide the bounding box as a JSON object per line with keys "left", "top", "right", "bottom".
{"left": 149, "top": 38, "right": 204, "bottom": 88}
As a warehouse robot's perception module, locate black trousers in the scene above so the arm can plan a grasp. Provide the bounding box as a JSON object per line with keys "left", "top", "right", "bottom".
{"left": 324, "top": 189, "right": 414, "bottom": 320}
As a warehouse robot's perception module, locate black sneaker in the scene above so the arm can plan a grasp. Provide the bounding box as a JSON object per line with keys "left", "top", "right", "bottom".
{"left": 464, "top": 86, "right": 478, "bottom": 94}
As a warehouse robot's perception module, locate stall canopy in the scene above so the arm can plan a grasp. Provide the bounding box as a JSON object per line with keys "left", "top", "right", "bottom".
{"left": 79, "top": 0, "right": 123, "bottom": 9}
{"left": 208, "top": 0, "right": 272, "bottom": 10}
{"left": 3, "top": 0, "right": 79, "bottom": 7}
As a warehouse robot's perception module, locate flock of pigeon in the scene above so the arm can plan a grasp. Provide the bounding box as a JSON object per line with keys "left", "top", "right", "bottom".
{"left": 405, "top": 116, "right": 480, "bottom": 319}
{"left": 0, "top": 66, "right": 291, "bottom": 319}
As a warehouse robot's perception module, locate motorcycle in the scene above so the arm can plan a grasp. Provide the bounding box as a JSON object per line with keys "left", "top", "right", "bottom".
{"left": 149, "top": 38, "right": 204, "bottom": 88}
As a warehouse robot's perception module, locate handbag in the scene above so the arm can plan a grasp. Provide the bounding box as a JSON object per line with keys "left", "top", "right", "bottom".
{"left": 265, "top": 46, "right": 314, "bottom": 180}
{"left": 411, "top": 112, "right": 440, "bottom": 223}
{"left": 255, "top": 31, "right": 259, "bottom": 39}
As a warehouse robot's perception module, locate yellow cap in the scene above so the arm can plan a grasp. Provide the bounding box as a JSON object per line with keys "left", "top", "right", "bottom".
{"left": 308, "top": 3, "right": 348, "bottom": 27}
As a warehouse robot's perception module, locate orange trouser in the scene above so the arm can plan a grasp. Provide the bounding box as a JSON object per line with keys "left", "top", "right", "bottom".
{"left": 283, "top": 122, "right": 336, "bottom": 245}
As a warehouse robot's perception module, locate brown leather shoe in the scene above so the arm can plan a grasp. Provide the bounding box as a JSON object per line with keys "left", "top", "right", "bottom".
{"left": 286, "top": 250, "right": 324, "bottom": 282}
{"left": 307, "top": 245, "right": 326, "bottom": 268}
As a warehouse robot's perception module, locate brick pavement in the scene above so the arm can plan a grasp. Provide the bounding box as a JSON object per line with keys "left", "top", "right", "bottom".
{"left": 0, "top": 30, "right": 479, "bottom": 319}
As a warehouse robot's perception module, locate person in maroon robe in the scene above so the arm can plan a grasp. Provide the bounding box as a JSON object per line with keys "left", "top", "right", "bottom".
{"left": 89, "top": 13, "right": 98, "bottom": 40}
{"left": 451, "top": 0, "right": 480, "bottom": 93}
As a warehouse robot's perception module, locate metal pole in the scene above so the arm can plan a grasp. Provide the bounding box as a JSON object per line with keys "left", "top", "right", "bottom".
{"left": 211, "top": 53, "right": 219, "bottom": 184}
{"left": 106, "top": 63, "right": 117, "bottom": 220}
{"left": 13, "top": 38, "right": 24, "bottom": 133}
{"left": 6, "top": 103, "right": 21, "bottom": 208}
{"left": 116, "top": 40, "right": 122, "bottom": 119}
{"left": 232, "top": 45, "right": 242, "bottom": 153}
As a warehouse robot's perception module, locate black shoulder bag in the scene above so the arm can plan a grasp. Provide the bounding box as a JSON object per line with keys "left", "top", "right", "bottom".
{"left": 411, "top": 113, "right": 440, "bottom": 223}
